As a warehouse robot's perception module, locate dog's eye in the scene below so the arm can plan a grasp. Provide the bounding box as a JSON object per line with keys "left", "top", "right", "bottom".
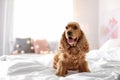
{"left": 73, "top": 26, "right": 77, "bottom": 30}
{"left": 66, "top": 26, "right": 68, "bottom": 29}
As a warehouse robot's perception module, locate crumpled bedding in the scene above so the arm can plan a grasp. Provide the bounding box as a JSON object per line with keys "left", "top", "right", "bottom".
{"left": 0, "top": 48, "right": 120, "bottom": 80}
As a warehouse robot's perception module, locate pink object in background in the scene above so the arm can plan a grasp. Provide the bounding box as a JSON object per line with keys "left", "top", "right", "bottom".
{"left": 111, "top": 28, "right": 118, "bottom": 38}
{"left": 109, "top": 17, "right": 118, "bottom": 26}
{"left": 33, "top": 39, "right": 49, "bottom": 53}
{"left": 105, "top": 17, "right": 119, "bottom": 39}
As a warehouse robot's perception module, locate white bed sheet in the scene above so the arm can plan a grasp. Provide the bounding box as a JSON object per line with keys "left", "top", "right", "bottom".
{"left": 0, "top": 48, "right": 120, "bottom": 80}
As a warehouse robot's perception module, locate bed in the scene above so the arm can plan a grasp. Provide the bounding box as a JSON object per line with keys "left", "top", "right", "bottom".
{"left": 0, "top": 39, "right": 120, "bottom": 80}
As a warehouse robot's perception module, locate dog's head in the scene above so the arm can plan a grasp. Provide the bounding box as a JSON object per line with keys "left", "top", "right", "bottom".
{"left": 64, "top": 22, "right": 81, "bottom": 46}
{"left": 59, "top": 22, "right": 89, "bottom": 52}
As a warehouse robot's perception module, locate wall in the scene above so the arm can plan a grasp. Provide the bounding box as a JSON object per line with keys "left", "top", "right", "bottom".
{"left": 99, "top": 0, "right": 120, "bottom": 46}
{"left": 73, "top": 0, "right": 99, "bottom": 50}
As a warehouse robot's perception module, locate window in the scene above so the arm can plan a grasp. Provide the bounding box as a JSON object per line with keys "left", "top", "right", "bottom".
{"left": 13, "top": 0, "right": 73, "bottom": 41}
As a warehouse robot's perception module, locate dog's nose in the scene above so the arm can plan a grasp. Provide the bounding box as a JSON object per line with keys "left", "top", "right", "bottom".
{"left": 67, "top": 31, "right": 72, "bottom": 36}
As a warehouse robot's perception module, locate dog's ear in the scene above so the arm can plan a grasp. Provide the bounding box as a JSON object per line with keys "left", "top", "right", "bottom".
{"left": 77, "top": 30, "right": 89, "bottom": 53}
{"left": 59, "top": 31, "right": 70, "bottom": 50}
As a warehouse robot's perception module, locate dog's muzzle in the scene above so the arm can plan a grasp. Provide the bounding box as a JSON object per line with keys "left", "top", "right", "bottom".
{"left": 67, "top": 31, "right": 72, "bottom": 36}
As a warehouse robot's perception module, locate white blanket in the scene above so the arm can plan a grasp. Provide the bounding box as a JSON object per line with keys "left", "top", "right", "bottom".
{"left": 0, "top": 48, "right": 120, "bottom": 80}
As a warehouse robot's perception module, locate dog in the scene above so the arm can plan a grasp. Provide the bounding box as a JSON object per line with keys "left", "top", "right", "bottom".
{"left": 53, "top": 22, "right": 90, "bottom": 76}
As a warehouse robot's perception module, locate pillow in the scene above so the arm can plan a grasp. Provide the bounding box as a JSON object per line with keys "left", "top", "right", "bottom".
{"left": 100, "top": 39, "right": 120, "bottom": 51}
{"left": 12, "top": 38, "right": 34, "bottom": 54}
{"left": 33, "top": 39, "right": 49, "bottom": 53}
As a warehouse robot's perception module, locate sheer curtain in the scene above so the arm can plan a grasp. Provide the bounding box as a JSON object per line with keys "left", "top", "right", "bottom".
{"left": 0, "top": 0, "right": 14, "bottom": 55}
{"left": 13, "top": 0, "right": 73, "bottom": 41}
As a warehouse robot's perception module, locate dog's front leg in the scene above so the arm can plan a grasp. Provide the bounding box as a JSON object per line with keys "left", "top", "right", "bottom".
{"left": 78, "top": 60, "right": 90, "bottom": 72}
{"left": 78, "top": 54, "right": 90, "bottom": 72}
{"left": 56, "top": 60, "right": 68, "bottom": 76}
{"left": 82, "top": 60, "right": 90, "bottom": 72}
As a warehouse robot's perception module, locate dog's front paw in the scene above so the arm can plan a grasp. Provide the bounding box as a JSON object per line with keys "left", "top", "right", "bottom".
{"left": 56, "top": 67, "right": 67, "bottom": 77}
{"left": 56, "top": 71, "right": 65, "bottom": 77}
{"left": 56, "top": 61, "right": 68, "bottom": 76}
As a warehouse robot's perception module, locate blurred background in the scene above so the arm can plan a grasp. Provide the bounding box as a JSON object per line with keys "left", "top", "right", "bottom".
{"left": 0, "top": 0, "right": 120, "bottom": 55}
